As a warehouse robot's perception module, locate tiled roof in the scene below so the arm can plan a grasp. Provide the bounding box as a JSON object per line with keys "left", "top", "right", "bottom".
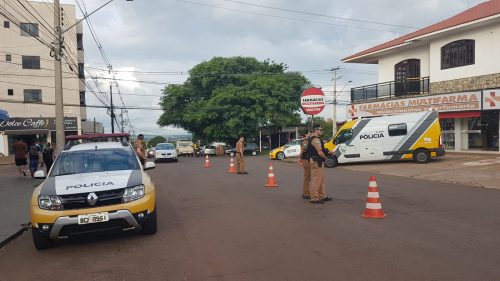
{"left": 343, "top": 0, "right": 500, "bottom": 62}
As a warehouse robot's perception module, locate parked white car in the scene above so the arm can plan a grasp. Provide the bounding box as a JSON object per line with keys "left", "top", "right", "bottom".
{"left": 155, "top": 143, "right": 178, "bottom": 162}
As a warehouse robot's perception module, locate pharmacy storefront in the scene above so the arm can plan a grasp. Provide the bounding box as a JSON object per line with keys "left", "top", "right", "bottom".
{"left": 348, "top": 90, "right": 500, "bottom": 152}
{"left": 0, "top": 117, "right": 78, "bottom": 155}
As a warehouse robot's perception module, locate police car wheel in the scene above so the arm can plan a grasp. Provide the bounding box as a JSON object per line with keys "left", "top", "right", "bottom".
{"left": 413, "top": 149, "right": 430, "bottom": 164}
{"left": 142, "top": 209, "right": 157, "bottom": 235}
{"left": 325, "top": 156, "right": 338, "bottom": 168}
{"left": 32, "top": 228, "right": 54, "bottom": 250}
{"left": 277, "top": 152, "right": 285, "bottom": 160}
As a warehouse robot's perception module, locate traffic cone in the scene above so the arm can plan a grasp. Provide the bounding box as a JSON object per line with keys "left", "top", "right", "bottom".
{"left": 362, "top": 176, "right": 387, "bottom": 219}
{"left": 265, "top": 163, "right": 278, "bottom": 188}
{"left": 204, "top": 155, "right": 212, "bottom": 168}
{"left": 228, "top": 157, "right": 236, "bottom": 173}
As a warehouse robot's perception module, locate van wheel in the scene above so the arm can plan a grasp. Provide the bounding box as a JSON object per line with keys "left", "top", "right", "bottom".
{"left": 277, "top": 152, "right": 285, "bottom": 160}
{"left": 413, "top": 149, "right": 430, "bottom": 164}
{"left": 252, "top": 151, "right": 257, "bottom": 156}
{"left": 32, "top": 228, "right": 53, "bottom": 250}
{"left": 142, "top": 209, "right": 157, "bottom": 235}
{"left": 325, "top": 155, "right": 338, "bottom": 168}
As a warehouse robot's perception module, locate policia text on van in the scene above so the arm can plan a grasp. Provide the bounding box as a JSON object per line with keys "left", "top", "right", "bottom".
{"left": 324, "top": 111, "right": 445, "bottom": 167}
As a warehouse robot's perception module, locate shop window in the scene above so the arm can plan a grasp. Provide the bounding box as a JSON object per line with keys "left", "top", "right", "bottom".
{"left": 388, "top": 123, "right": 407, "bottom": 136}
{"left": 440, "top": 118, "right": 455, "bottom": 149}
{"left": 441, "top": 40, "right": 475, "bottom": 69}
{"left": 24, "top": 89, "right": 42, "bottom": 103}
{"left": 8, "top": 89, "right": 14, "bottom": 96}
{"left": 22, "top": 56, "right": 40, "bottom": 69}
{"left": 20, "top": 23, "right": 39, "bottom": 37}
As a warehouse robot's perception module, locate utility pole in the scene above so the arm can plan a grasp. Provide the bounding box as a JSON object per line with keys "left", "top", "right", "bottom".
{"left": 54, "top": 0, "right": 65, "bottom": 154}
{"left": 330, "top": 67, "right": 341, "bottom": 136}
{"left": 110, "top": 83, "right": 115, "bottom": 133}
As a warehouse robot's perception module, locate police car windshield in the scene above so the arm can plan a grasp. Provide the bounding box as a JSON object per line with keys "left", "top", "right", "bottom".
{"left": 50, "top": 148, "right": 140, "bottom": 177}
{"left": 156, "top": 144, "right": 175, "bottom": 150}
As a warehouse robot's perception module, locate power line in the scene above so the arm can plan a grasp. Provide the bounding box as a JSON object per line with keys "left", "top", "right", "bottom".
{"left": 216, "top": 0, "right": 419, "bottom": 29}
{"left": 177, "top": 0, "right": 405, "bottom": 33}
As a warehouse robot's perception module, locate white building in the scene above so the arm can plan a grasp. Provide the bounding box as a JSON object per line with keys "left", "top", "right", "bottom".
{"left": 344, "top": 0, "right": 500, "bottom": 152}
{"left": 0, "top": 0, "right": 85, "bottom": 155}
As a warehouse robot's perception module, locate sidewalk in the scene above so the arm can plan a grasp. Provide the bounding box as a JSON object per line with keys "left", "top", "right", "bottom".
{"left": 0, "top": 163, "right": 40, "bottom": 247}
{"left": 284, "top": 152, "right": 500, "bottom": 189}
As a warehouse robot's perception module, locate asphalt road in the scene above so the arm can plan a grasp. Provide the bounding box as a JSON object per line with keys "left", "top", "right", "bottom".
{"left": 1, "top": 156, "right": 500, "bottom": 281}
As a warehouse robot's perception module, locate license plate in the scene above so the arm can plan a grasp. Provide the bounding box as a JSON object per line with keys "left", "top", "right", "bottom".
{"left": 78, "top": 212, "right": 109, "bottom": 225}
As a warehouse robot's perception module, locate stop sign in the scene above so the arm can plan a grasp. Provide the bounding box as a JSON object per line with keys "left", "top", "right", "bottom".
{"left": 300, "top": 87, "right": 326, "bottom": 115}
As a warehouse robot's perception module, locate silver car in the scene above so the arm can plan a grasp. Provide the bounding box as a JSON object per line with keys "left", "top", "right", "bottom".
{"left": 204, "top": 145, "right": 217, "bottom": 156}
{"left": 155, "top": 143, "right": 178, "bottom": 162}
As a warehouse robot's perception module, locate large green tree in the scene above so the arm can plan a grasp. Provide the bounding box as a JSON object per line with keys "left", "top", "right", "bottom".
{"left": 158, "top": 57, "right": 310, "bottom": 142}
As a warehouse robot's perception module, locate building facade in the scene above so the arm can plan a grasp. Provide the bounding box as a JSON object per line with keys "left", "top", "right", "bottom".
{"left": 344, "top": 0, "right": 500, "bottom": 152}
{"left": 0, "top": 0, "right": 86, "bottom": 155}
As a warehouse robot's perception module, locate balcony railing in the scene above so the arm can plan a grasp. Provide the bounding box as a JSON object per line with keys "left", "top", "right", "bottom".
{"left": 351, "top": 76, "right": 430, "bottom": 102}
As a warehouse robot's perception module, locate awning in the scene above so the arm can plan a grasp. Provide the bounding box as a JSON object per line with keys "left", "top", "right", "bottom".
{"left": 439, "top": 111, "right": 481, "bottom": 119}
{"left": 0, "top": 109, "right": 8, "bottom": 121}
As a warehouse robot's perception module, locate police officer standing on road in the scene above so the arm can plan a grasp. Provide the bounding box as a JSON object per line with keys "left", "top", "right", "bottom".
{"left": 236, "top": 135, "right": 248, "bottom": 174}
{"left": 307, "top": 125, "right": 332, "bottom": 204}
{"left": 300, "top": 132, "right": 311, "bottom": 200}
{"left": 134, "top": 134, "right": 147, "bottom": 166}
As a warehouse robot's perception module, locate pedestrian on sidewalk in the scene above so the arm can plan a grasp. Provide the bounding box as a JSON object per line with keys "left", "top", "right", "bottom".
{"left": 300, "top": 132, "right": 312, "bottom": 200}
{"left": 28, "top": 140, "right": 42, "bottom": 177}
{"left": 307, "top": 125, "right": 332, "bottom": 204}
{"left": 236, "top": 135, "right": 247, "bottom": 174}
{"left": 12, "top": 138, "right": 27, "bottom": 176}
{"left": 42, "top": 142, "right": 55, "bottom": 173}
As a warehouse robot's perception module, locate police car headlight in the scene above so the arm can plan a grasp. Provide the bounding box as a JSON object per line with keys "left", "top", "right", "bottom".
{"left": 123, "top": 185, "right": 145, "bottom": 203}
{"left": 38, "top": 195, "right": 62, "bottom": 210}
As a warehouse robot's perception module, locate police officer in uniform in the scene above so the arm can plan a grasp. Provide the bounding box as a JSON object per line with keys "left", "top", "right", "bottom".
{"left": 300, "top": 132, "right": 311, "bottom": 200}
{"left": 236, "top": 135, "right": 248, "bottom": 174}
{"left": 307, "top": 125, "right": 332, "bottom": 204}
{"left": 134, "top": 134, "right": 147, "bottom": 166}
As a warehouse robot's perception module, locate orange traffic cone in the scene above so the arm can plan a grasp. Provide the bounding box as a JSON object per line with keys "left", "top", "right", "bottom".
{"left": 362, "top": 176, "right": 387, "bottom": 219}
{"left": 204, "top": 155, "right": 212, "bottom": 168}
{"left": 265, "top": 163, "right": 278, "bottom": 188}
{"left": 228, "top": 157, "right": 236, "bottom": 173}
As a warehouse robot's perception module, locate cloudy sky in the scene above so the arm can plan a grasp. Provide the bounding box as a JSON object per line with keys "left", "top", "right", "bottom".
{"left": 62, "top": 0, "right": 485, "bottom": 135}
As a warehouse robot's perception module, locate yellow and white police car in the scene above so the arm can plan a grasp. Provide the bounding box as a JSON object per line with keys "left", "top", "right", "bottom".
{"left": 30, "top": 134, "right": 157, "bottom": 250}
{"left": 324, "top": 111, "right": 445, "bottom": 167}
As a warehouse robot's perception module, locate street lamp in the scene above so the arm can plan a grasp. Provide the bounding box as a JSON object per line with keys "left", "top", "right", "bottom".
{"left": 332, "top": 80, "right": 352, "bottom": 136}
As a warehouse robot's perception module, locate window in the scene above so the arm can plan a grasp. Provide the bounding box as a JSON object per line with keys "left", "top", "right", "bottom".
{"left": 8, "top": 89, "right": 14, "bottom": 96}
{"left": 4, "top": 21, "right": 9, "bottom": 28}
{"left": 77, "top": 33, "right": 84, "bottom": 50}
{"left": 79, "top": 91, "right": 86, "bottom": 106}
{"left": 24, "top": 89, "right": 42, "bottom": 103}
{"left": 6, "top": 54, "right": 11, "bottom": 62}
{"left": 441, "top": 40, "right": 475, "bottom": 69}
{"left": 388, "top": 124, "right": 407, "bottom": 136}
{"left": 334, "top": 129, "right": 353, "bottom": 144}
{"left": 78, "top": 63, "right": 85, "bottom": 78}
{"left": 22, "top": 56, "right": 40, "bottom": 69}
{"left": 20, "top": 23, "right": 39, "bottom": 37}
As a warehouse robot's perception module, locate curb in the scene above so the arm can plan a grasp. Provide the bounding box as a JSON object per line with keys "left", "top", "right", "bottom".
{"left": 0, "top": 223, "right": 30, "bottom": 249}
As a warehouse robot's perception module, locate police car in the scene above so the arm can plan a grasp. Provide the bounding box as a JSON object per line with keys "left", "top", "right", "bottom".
{"left": 324, "top": 111, "right": 445, "bottom": 167}
{"left": 30, "top": 134, "right": 157, "bottom": 250}
{"left": 269, "top": 139, "right": 304, "bottom": 160}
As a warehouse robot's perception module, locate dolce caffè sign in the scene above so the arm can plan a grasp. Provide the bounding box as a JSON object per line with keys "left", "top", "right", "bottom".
{"left": 0, "top": 117, "right": 77, "bottom": 131}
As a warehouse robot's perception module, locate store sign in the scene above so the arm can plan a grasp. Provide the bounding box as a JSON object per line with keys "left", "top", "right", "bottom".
{"left": 301, "top": 87, "right": 326, "bottom": 115}
{"left": 483, "top": 89, "right": 500, "bottom": 110}
{"left": 0, "top": 117, "right": 78, "bottom": 131}
{"left": 348, "top": 92, "right": 481, "bottom": 118}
